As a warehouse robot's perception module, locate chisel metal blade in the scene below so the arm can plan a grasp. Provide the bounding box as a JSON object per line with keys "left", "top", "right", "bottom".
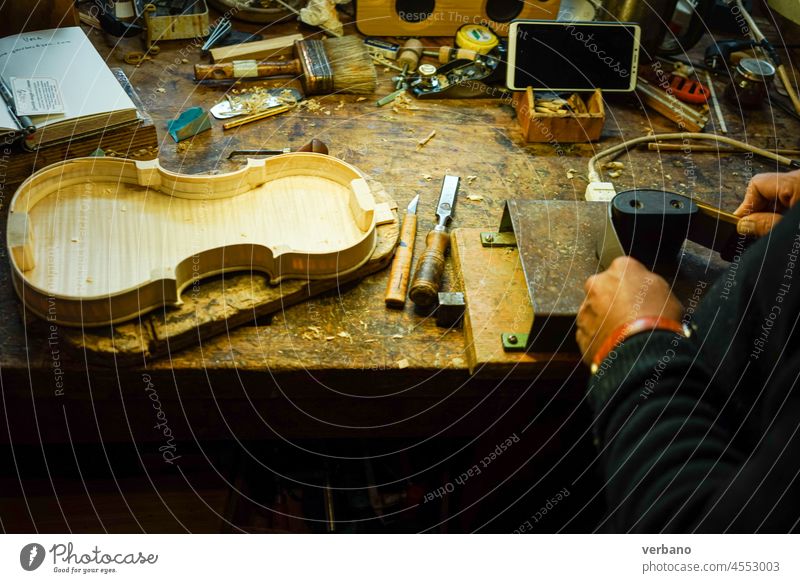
{"left": 435, "top": 175, "right": 459, "bottom": 225}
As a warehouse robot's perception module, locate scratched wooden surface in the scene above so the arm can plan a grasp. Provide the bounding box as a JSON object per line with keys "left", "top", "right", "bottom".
{"left": 0, "top": 14, "right": 797, "bottom": 440}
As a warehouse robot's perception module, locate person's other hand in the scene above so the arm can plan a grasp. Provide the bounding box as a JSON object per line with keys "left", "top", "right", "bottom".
{"left": 577, "top": 257, "right": 684, "bottom": 365}
{"left": 735, "top": 169, "right": 800, "bottom": 237}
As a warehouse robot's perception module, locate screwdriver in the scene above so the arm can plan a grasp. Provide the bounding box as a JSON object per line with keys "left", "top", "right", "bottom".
{"left": 385, "top": 194, "right": 420, "bottom": 308}
{"left": 227, "top": 139, "right": 328, "bottom": 158}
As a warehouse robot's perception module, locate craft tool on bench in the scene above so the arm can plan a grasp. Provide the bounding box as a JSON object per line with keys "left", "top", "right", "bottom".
{"left": 422, "top": 46, "right": 481, "bottom": 64}
{"left": 194, "top": 36, "right": 377, "bottom": 96}
{"left": 396, "top": 39, "right": 423, "bottom": 88}
{"left": 201, "top": 16, "right": 232, "bottom": 52}
{"left": 221, "top": 104, "right": 294, "bottom": 130}
{"left": 409, "top": 175, "right": 460, "bottom": 307}
{"left": 227, "top": 139, "right": 328, "bottom": 158}
{"left": 384, "top": 195, "right": 419, "bottom": 308}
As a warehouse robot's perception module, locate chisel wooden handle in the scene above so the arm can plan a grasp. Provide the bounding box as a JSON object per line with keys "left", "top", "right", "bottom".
{"left": 409, "top": 227, "right": 449, "bottom": 307}
{"left": 384, "top": 214, "right": 417, "bottom": 308}
{"left": 195, "top": 59, "right": 302, "bottom": 81}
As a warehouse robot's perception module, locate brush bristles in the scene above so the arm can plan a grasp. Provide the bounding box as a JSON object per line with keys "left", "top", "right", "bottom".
{"left": 323, "top": 36, "right": 377, "bottom": 95}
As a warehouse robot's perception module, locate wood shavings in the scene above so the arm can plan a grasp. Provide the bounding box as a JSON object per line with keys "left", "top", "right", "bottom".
{"left": 356, "top": 97, "right": 367, "bottom": 102}
{"left": 337, "top": 331, "right": 353, "bottom": 343}
{"left": 302, "top": 325, "right": 323, "bottom": 341}
{"left": 156, "top": 88, "right": 166, "bottom": 93}
{"left": 466, "top": 194, "right": 484, "bottom": 202}
{"left": 297, "top": 98, "right": 322, "bottom": 113}
{"left": 299, "top": 0, "right": 344, "bottom": 37}
{"left": 601, "top": 161, "right": 625, "bottom": 170}
{"left": 466, "top": 175, "right": 478, "bottom": 185}
{"left": 417, "top": 130, "right": 436, "bottom": 150}
{"left": 397, "top": 358, "right": 409, "bottom": 369}
{"left": 567, "top": 168, "right": 578, "bottom": 179}
{"left": 391, "top": 92, "right": 418, "bottom": 113}
{"left": 607, "top": 170, "right": 622, "bottom": 179}
{"left": 421, "top": 174, "right": 432, "bottom": 182}
{"left": 391, "top": 334, "right": 404, "bottom": 339}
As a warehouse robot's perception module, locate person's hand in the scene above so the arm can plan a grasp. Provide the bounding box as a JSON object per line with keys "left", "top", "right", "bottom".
{"left": 577, "top": 257, "right": 684, "bottom": 365}
{"left": 735, "top": 169, "right": 800, "bottom": 237}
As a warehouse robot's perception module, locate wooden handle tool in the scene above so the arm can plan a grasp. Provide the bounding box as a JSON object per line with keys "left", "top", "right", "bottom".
{"left": 409, "top": 175, "right": 460, "bottom": 307}
{"left": 384, "top": 195, "right": 419, "bottom": 308}
{"left": 195, "top": 59, "right": 303, "bottom": 81}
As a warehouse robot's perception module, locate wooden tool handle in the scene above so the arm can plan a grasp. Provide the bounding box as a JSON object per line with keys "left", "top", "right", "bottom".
{"left": 398, "top": 39, "right": 423, "bottom": 72}
{"left": 195, "top": 59, "right": 302, "bottom": 81}
{"left": 409, "top": 227, "right": 449, "bottom": 307}
{"left": 384, "top": 214, "right": 417, "bottom": 308}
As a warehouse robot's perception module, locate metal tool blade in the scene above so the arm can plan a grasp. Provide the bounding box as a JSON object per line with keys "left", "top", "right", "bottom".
{"left": 210, "top": 88, "right": 302, "bottom": 119}
{"left": 407, "top": 194, "right": 419, "bottom": 215}
{"left": 435, "top": 175, "right": 459, "bottom": 224}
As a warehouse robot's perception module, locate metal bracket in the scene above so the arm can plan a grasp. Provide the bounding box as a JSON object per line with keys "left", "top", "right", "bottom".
{"left": 480, "top": 232, "right": 517, "bottom": 247}
{"left": 501, "top": 333, "right": 529, "bottom": 352}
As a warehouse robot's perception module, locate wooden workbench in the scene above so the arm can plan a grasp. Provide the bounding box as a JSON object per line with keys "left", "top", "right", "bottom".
{"left": 1, "top": 14, "right": 797, "bottom": 444}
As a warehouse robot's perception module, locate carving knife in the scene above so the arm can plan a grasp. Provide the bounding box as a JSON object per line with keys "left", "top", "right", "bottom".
{"left": 409, "top": 175, "right": 460, "bottom": 307}
{"left": 384, "top": 195, "right": 420, "bottom": 308}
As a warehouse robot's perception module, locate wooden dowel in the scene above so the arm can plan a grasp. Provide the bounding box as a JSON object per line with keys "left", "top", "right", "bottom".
{"left": 222, "top": 104, "right": 294, "bottom": 130}
{"left": 648, "top": 143, "right": 800, "bottom": 155}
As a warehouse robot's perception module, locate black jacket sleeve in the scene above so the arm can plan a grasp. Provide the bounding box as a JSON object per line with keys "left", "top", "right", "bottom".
{"left": 588, "top": 328, "right": 800, "bottom": 532}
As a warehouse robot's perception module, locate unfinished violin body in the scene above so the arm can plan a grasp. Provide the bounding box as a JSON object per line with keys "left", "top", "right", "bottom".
{"left": 7, "top": 154, "right": 378, "bottom": 326}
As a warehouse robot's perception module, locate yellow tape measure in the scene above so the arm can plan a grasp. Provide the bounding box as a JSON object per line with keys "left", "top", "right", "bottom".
{"left": 455, "top": 24, "right": 499, "bottom": 54}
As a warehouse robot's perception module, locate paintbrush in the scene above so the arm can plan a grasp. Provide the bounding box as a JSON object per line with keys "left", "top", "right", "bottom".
{"left": 194, "top": 36, "right": 377, "bottom": 95}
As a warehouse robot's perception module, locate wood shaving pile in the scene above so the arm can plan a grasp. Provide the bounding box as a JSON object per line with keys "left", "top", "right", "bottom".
{"left": 225, "top": 86, "right": 301, "bottom": 116}
{"left": 601, "top": 161, "right": 625, "bottom": 179}
{"left": 391, "top": 92, "right": 419, "bottom": 113}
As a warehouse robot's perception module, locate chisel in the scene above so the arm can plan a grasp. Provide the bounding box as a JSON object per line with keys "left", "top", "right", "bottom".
{"left": 409, "top": 175, "right": 460, "bottom": 307}
{"left": 384, "top": 195, "right": 420, "bottom": 308}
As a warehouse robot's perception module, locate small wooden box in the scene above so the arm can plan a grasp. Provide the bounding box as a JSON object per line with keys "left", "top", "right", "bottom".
{"left": 513, "top": 88, "right": 605, "bottom": 143}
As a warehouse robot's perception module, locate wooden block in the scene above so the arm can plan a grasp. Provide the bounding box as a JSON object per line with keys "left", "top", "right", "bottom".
{"left": 210, "top": 34, "right": 303, "bottom": 63}
{"left": 355, "top": 0, "right": 560, "bottom": 37}
{"left": 452, "top": 201, "right": 607, "bottom": 376}
{"left": 513, "top": 88, "right": 605, "bottom": 143}
{"left": 3, "top": 119, "right": 158, "bottom": 189}
{"left": 452, "top": 228, "right": 537, "bottom": 376}
{"left": 0, "top": 0, "right": 78, "bottom": 36}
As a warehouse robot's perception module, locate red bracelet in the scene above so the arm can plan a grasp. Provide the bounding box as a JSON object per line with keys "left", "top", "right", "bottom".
{"left": 590, "top": 316, "right": 689, "bottom": 373}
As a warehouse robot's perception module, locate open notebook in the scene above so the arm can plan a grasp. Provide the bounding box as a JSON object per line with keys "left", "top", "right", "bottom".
{"left": 0, "top": 27, "right": 138, "bottom": 150}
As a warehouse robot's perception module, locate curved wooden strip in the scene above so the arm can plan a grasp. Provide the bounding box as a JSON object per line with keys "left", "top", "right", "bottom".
{"left": 8, "top": 154, "right": 378, "bottom": 327}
